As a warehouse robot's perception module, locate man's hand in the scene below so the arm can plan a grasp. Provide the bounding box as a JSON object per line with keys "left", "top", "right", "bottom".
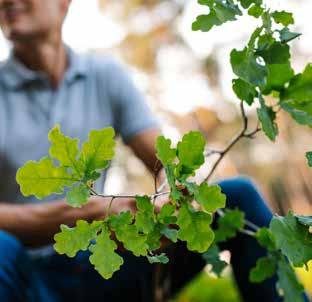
{"left": 0, "top": 196, "right": 137, "bottom": 248}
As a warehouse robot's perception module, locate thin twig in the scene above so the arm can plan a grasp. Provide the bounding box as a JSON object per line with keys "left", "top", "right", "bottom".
{"left": 95, "top": 191, "right": 170, "bottom": 200}
{"left": 239, "top": 229, "right": 256, "bottom": 237}
{"left": 106, "top": 196, "right": 115, "bottom": 218}
{"left": 204, "top": 102, "right": 260, "bottom": 182}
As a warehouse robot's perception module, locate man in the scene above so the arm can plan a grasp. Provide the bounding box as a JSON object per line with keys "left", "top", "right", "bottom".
{"left": 0, "top": 1, "right": 306, "bottom": 301}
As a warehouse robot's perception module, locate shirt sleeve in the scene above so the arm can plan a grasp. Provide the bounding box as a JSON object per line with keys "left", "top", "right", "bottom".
{"left": 106, "top": 59, "right": 159, "bottom": 143}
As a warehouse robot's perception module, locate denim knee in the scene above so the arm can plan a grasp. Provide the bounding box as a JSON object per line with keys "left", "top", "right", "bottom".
{"left": 0, "top": 231, "right": 24, "bottom": 262}
{"left": 217, "top": 176, "right": 273, "bottom": 226}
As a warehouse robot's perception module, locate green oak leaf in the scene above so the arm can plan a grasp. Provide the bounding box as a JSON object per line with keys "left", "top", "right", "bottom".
{"left": 276, "top": 257, "right": 305, "bottom": 302}
{"left": 272, "top": 11, "right": 294, "bottom": 27}
{"left": 230, "top": 47, "right": 267, "bottom": 86}
{"left": 16, "top": 157, "right": 76, "bottom": 199}
{"left": 257, "top": 94, "right": 278, "bottom": 141}
{"left": 248, "top": 4, "right": 263, "bottom": 18}
{"left": 66, "top": 183, "right": 90, "bottom": 208}
{"left": 296, "top": 215, "right": 312, "bottom": 227}
{"left": 305, "top": 152, "right": 312, "bottom": 167}
{"left": 214, "top": 209, "right": 245, "bottom": 243}
{"left": 261, "top": 63, "right": 294, "bottom": 95}
{"left": 280, "top": 64, "right": 312, "bottom": 127}
{"left": 160, "top": 226, "right": 179, "bottom": 243}
{"left": 279, "top": 28, "right": 301, "bottom": 43}
{"left": 81, "top": 127, "right": 115, "bottom": 172}
{"left": 257, "top": 42, "right": 290, "bottom": 65}
{"left": 177, "top": 203, "right": 214, "bottom": 253}
{"left": 192, "top": 0, "right": 242, "bottom": 32}
{"left": 192, "top": 10, "right": 222, "bottom": 32}
{"left": 255, "top": 227, "right": 277, "bottom": 252}
{"left": 146, "top": 224, "right": 162, "bottom": 250}
{"left": 48, "top": 125, "right": 81, "bottom": 172}
{"left": 214, "top": 0, "right": 242, "bottom": 23}
{"left": 89, "top": 227, "right": 124, "bottom": 279}
{"left": 165, "top": 164, "right": 182, "bottom": 202}
{"left": 54, "top": 220, "right": 102, "bottom": 257}
{"left": 281, "top": 63, "right": 312, "bottom": 100}
{"left": 109, "top": 211, "right": 148, "bottom": 256}
{"left": 232, "top": 78, "right": 258, "bottom": 105}
{"left": 147, "top": 253, "right": 169, "bottom": 264}
{"left": 156, "top": 136, "right": 176, "bottom": 165}
{"left": 177, "top": 131, "right": 206, "bottom": 174}
{"left": 238, "top": 0, "right": 262, "bottom": 9}
{"left": 270, "top": 212, "right": 312, "bottom": 267}
{"left": 257, "top": 33, "right": 275, "bottom": 52}
{"left": 202, "top": 245, "right": 228, "bottom": 277}
{"left": 135, "top": 195, "right": 155, "bottom": 234}
{"left": 249, "top": 256, "right": 277, "bottom": 283}
{"left": 194, "top": 183, "right": 226, "bottom": 213}
{"left": 158, "top": 204, "right": 177, "bottom": 225}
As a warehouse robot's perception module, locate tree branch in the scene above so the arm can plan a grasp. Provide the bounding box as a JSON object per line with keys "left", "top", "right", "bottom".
{"left": 203, "top": 102, "right": 260, "bottom": 182}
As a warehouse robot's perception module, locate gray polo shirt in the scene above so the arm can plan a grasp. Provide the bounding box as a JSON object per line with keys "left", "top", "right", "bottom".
{"left": 0, "top": 47, "right": 159, "bottom": 204}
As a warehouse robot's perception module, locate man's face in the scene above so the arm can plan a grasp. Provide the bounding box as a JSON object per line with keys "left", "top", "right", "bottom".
{"left": 0, "top": 0, "right": 70, "bottom": 41}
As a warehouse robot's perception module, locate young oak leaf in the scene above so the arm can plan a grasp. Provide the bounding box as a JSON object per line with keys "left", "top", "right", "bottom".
{"left": 81, "top": 127, "right": 115, "bottom": 172}
{"left": 194, "top": 183, "right": 226, "bottom": 213}
{"left": 16, "top": 157, "right": 76, "bottom": 199}
{"left": 48, "top": 125, "right": 81, "bottom": 171}
{"left": 156, "top": 136, "right": 176, "bottom": 165}
{"left": 296, "top": 215, "right": 312, "bottom": 227}
{"left": 165, "top": 164, "right": 182, "bottom": 201}
{"left": 89, "top": 227, "right": 124, "bottom": 279}
{"left": 202, "top": 245, "right": 228, "bottom": 277}
{"left": 147, "top": 253, "right": 169, "bottom": 264}
{"left": 66, "top": 183, "right": 90, "bottom": 208}
{"left": 54, "top": 220, "right": 102, "bottom": 258}
{"left": 214, "top": 209, "right": 245, "bottom": 243}
{"left": 158, "top": 204, "right": 177, "bottom": 225}
{"left": 192, "top": 0, "right": 242, "bottom": 32}
{"left": 257, "top": 94, "right": 278, "bottom": 141}
{"left": 279, "top": 28, "right": 301, "bottom": 44}
{"left": 305, "top": 152, "right": 312, "bottom": 167}
{"left": 261, "top": 62, "right": 294, "bottom": 95}
{"left": 280, "top": 64, "right": 312, "bottom": 127}
{"left": 146, "top": 224, "right": 162, "bottom": 251}
{"left": 135, "top": 195, "right": 155, "bottom": 234}
{"left": 109, "top": 211, "right": 148, "bottom": 257}
{"left": 230, "top": 47, "right": 267, "bottom": 86}
{"left": 248, "top": 4, "right": 264, "bottom": 18}
{"left": 276, "top": 257, "right": 305, "bottom": 302}
{"left": 232, "top": 78, "right": 258, "bottom": 105}
{"left": 249, "top": 256, "right": 277, "bottom": 283}
{"left": 177, "top": 131, "right": 206, "bottom": 174}
{"left": 177, "top": 203, "right": 214, "bottom": 253}
{"left": 238, "top": 0, "right": 262, "bottom": 9}
{"left": 270, "top": 212, "right": 312, "bottom": 267}
{"left": 272, "top": 11, "right": 294, "bottom": 27}
{"left": 255, "top": 227, "right": 277, "bottom": 252}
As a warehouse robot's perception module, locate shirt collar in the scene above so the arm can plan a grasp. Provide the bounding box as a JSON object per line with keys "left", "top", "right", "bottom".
{"left": 0, "top": 46, "right": 88, "bottom": 89}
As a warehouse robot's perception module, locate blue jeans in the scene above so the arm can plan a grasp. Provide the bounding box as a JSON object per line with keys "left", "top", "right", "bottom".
{"left": 0, "top": 177, "right": 309, "bottom": 302}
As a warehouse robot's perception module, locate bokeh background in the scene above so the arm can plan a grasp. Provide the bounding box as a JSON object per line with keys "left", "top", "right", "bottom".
{"left": 1, "top": 0, "right": 311, "bottom": 301}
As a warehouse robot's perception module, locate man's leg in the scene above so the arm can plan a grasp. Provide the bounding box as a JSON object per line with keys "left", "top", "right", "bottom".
{"left": 157, "top": 177, "right": 308, "bottom": 302}
{"left": 218, "top": 177, "right": 309, "bottom": 302}
{"left": 0, "top": 231, "right": 55, "bottom": 302}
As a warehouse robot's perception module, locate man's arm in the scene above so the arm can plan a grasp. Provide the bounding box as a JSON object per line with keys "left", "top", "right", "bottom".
{"left": 127, "top": 128, "right": 160, "bottom": 173}
{"left": 127, "top": 128, "right": 169, "bottom": 207}
{"left": 0, "top": 196, "right": 136, "bottom": 247}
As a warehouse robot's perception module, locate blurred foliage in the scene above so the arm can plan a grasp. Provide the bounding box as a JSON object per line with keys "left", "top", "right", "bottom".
{"left": 174, "top": 271, "right": 241, "bottom": 302}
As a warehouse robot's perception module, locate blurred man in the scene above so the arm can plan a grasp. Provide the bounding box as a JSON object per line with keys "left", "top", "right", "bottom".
{"left": 0, "top": 1, "right": 306, "bottom": 301}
